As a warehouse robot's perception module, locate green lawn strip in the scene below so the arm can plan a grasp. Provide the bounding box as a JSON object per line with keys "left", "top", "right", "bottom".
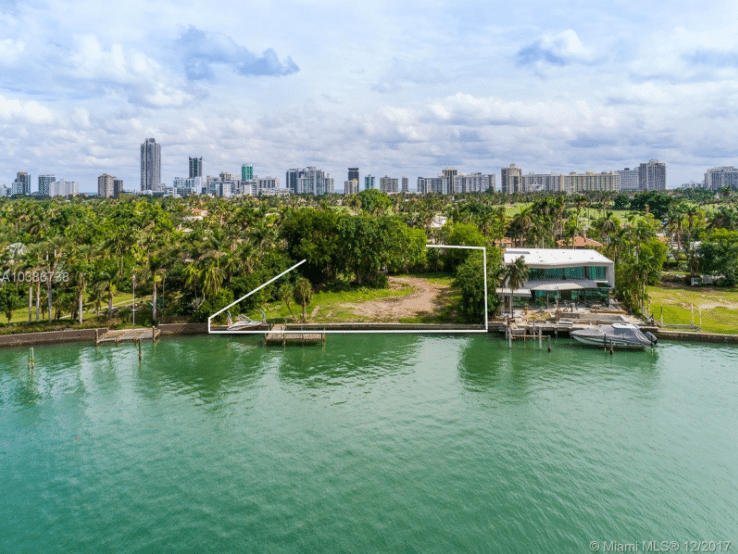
{"left": 6, "top": 291, "right": 151, "bottom": 325}
{"left": 647, "top": 285, "right": 738, "bottom": 334}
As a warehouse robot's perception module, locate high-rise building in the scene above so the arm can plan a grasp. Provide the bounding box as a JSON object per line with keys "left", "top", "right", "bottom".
{"left": 12, "top": 172, "right": 31, "bottom": 195}
{"left": 38, "top": 174, "right": 55, "bottom": 197}
{"left": 638, "top": 159, "right": 666, "bottom": 191}
{"left": 50, "top": 179, "right": 78, "bottom": 197}
{"left": 348, "top": 168, "right": 359, "bottom": 183}
{"left": 241, "top": 164, "right": 253, "bottom": 181}
{"left": 401, "top": 176, "right": 409, "bottom": 193}
{"left": 441, "top": 168, "right": 458, "bottom": 187}
{"left": 98, "top": 174, "right": 115, "bottom": 199}
{"left": 141, "top": 138, "right": 161, "bottom": 191}
{"left": 379, "top": 176, "right": 399, "bottom": 193}
{"left": 501, "top": 164, "right": 522, "bottom": 194}
{"left": 287, "top": 168, "right": 333, "bottom": 194}
{"left": 344, "top": 179, "right": 360, "bottom": 195}
{"left": 518, "top": 173, "right": 564, "bottom": 193}
{"left": 286, "top": 168, "right": 305, "bottom": 193}
{"left": 189, "top": 157, "right": 202, "bottom": 178}
{"left": 616, "top": 168, "right": 639, "bottom": 191}
{"left": 417, "top": 177, "right": 449, "bottom": 194}
{"left": 364, "top": 175, "right": 375, "bottom": 190}
{"left": 113, "top": 179, "right": 124, "bottom": 197}
{"left": 565, "top": 171, "right": 620, "bottom": 194}
{"left": 453, "top": 173, "right": 495, "bottom": 193}
{"left": 704, "top": 167, "right": 738, "bottom": 190}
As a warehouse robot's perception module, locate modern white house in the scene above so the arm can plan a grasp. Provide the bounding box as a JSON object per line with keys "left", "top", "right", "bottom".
{"left": 500, "top": 248, "right": 615, "bottom": 307}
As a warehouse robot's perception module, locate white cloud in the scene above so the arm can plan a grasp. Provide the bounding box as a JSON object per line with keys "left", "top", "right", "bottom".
{"left": 516, "top": 29, "right": 597, "bottom": 68}
{"left": 0, "top": 94, "right": 53, "bottom": 124}
{"left": 0, "top": 38, "right": 25, "bottom": 65}
{"left": 66, "top": 34, "right": 200, "bottom": 108}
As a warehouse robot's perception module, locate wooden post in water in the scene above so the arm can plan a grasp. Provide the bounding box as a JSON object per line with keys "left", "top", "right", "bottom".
{"left": 538, "top": 326, "right": 542, "bottom": 349}
{"left": 547, "top": 335, "right": 551, "bottom": 352}
{"left": 609, "top": 338, "right": 614, "bottom": 355}
{"left": 137, "top": 339, "right": 142, "bottom": 361}
{"left": 603, "top": 334, "right": 607, "bottom": 353}
{"left": 508, "top": 325, "right": 512, "bottom": 348}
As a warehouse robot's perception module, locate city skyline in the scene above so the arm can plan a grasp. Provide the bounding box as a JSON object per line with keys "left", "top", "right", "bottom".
{"left": 3, "top": 1, "right": 738, "bottom": 191}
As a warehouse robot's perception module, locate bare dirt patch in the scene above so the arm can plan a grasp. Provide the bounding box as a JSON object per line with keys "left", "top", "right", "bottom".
{"left": 344, "top": 276, "right": 452, "bottom": 321}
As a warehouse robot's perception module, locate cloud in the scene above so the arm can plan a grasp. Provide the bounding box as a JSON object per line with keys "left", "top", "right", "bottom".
{"left": 0, "top": 93, "right": 53, "bottom": 124}
{"left": 176, "top": 26, "right": 298, "bottom": 81}
{"left": 684, "top": 48, "right": 738, "bottom": 68}
{"left": 0, "top": 38, "right": 24, "bottom": 64}
{"left": 371, "top": 58, "right": 447, "bottom": 93}
{"left": 629, "top": 28, "right": 738, "bottom": 83}
{"left": 516, "top": 29, "right": 596, "bottom": 67}
{"left": 66, "top": 34, "right": 200, "bottom": 108}
{"left": 568, "top": 134, "right": 617, "bottom": 148}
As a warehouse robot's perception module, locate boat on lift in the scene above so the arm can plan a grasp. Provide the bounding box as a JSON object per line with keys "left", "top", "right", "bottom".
{"left": 571, "top": 323, "right": 658, "bottom": 349}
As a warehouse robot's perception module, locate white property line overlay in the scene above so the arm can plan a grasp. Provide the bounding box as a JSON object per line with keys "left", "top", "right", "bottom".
{"left": 208, "top": 245, "right": 488, "bottom": 334}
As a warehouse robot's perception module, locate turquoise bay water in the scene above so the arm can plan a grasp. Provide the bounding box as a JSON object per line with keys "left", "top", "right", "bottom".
{"left": 2, "top": 335, "right": 737, "bottom": 553}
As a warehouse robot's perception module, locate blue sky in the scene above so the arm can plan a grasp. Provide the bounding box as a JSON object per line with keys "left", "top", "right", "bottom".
{"left": 2, "top": 0, "right": 738, "bottom": 192}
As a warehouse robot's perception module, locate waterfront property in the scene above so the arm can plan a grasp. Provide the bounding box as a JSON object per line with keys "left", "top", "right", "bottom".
{"left": 500, "top": 248, "right": 615, "bottom": 307}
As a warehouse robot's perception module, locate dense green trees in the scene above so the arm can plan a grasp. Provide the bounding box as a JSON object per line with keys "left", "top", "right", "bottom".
{"left": 2, "top": 184, "right": 734, "bottom": 326}
{"left": 698, "top": 230, "right": 738, "bottom": 286}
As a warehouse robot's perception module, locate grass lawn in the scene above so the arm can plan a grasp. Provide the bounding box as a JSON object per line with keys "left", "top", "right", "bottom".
{"left": 4, "top": 291, "right": 150, "bottom": 325}
{"left": 647, "top": 284, "right": 738, "bottom": 334}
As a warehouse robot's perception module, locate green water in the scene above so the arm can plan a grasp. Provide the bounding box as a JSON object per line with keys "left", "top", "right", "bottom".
{"left": 2, "top": 335, "right": 737, "bottom": 553}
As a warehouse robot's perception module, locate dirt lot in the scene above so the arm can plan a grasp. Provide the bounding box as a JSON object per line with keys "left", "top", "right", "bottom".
{"left": 344, "top": 276, "right": 452, "bottom": 321}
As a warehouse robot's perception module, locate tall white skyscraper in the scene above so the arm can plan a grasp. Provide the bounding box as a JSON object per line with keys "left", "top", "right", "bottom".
{"left": 141, "top": 138, "right": 161, "bottom": 191}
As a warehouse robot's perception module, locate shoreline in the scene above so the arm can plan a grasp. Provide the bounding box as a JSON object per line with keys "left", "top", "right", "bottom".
{"left": 2, "top": 322, "right": 738, "bottom": 348}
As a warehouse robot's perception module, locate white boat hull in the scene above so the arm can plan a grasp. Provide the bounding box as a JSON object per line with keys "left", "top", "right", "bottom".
{"left": 570, "top": 323, "right": 657, "bottom": 350}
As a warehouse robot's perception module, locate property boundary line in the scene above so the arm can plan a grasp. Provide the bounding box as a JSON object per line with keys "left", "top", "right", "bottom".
{"left": 208, "top": 245, "right": 488, "bottom": 335}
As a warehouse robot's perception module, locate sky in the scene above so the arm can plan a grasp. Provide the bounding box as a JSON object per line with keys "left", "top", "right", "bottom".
{"left": 2, "top": 0, "right": 738, "bottom": 192}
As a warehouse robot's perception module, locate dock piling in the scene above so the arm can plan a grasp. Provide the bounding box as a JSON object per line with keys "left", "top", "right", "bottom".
{"left": 547, "top": 335, "right": 551, "bottom": 352}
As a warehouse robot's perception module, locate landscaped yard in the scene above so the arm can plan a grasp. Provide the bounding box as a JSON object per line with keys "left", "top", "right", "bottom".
{"left": 647, "top": 283, "right": 738, "bottom": 334}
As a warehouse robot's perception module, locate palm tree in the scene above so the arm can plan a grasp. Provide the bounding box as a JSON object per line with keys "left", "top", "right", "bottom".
{"left": 510, "top": 207, "right": 535, "bottom": 247}
{"left": 501, "top": 256, "right": 529, "bottom": 317}
{"left": 293, "top": 278, "right": 313, "bottom": 322}
{"left": 279, "top": 282, "right": 297, "bottom": 322}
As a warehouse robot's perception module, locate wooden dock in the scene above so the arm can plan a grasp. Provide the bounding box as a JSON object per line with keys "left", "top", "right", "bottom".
{"left": 263, "top": 324, "right": 325, "bottom": 346}
{"left": 96, "top": 327, "right": 160, "bottom": 345}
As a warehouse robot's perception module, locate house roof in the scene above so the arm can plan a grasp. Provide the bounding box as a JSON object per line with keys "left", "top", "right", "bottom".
{"left": 555, "top": 236, "right": 603, "bottom": 248}
{"left": 504, "top": 248, "right": 613, "bottom": 267}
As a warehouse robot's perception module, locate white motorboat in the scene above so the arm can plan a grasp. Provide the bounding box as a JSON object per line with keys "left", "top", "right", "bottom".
{"left": 571, "top": 323, "right": 658, "bottom": 349}
{"left": 226, "top": 311, "right": 264, "bottom": 331}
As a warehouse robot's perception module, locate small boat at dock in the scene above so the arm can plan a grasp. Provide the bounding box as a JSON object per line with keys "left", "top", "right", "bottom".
{"left": 571, "top": 323, "right": 657, "bottom": 349}
{"left": 226, "top": 311, "right": 265, "bottom": 331}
